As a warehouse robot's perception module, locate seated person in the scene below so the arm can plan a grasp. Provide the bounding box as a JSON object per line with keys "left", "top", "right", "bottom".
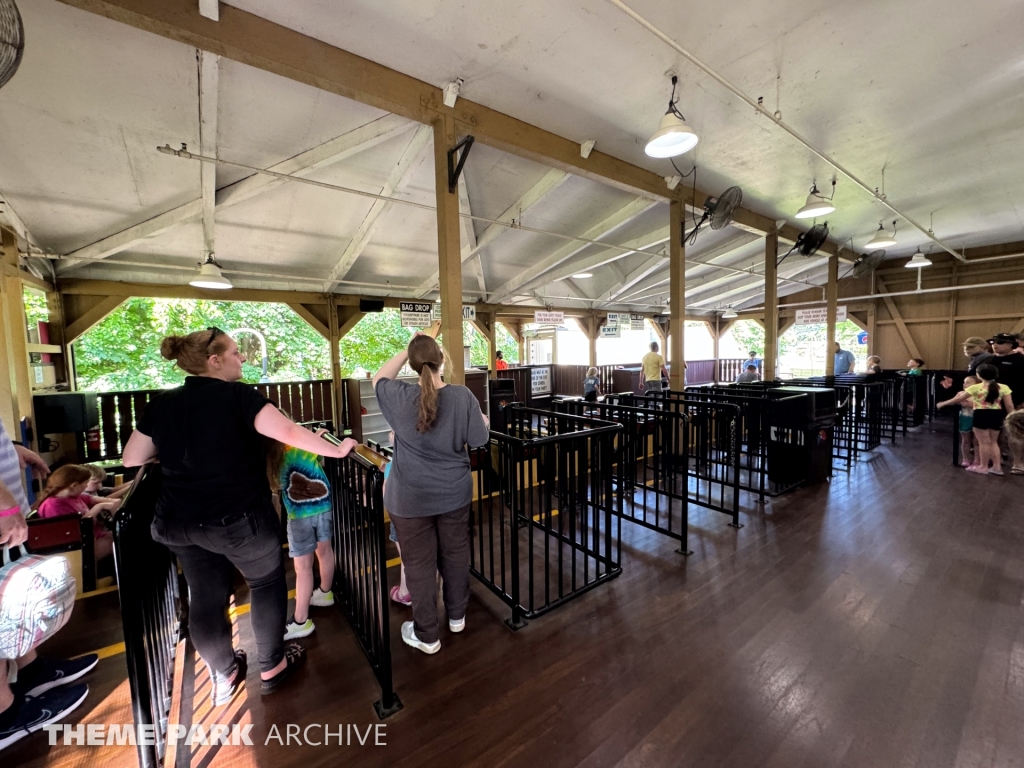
{"left": 583, "top": 367, "right": 602, "bottom": 402}
{"left": 84, "top": 464, "right": 133, "bottom": 500}
{"left": 35, "top": 465, "right": 119, "bottom": 562}
{"left": 736, "top": 364, "right": 760, "bottom": 384}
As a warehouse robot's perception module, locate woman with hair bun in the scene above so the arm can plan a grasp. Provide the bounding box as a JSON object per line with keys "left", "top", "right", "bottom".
{"left": 122, "top": 327, "right": 357, "bottom": 704}
{"left": 372, "top": 327, "right": 489, "bottom": 655}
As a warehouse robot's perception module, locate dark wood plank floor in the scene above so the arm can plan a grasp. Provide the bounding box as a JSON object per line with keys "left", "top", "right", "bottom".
{"left": 15, "top": 422, "right": 1024, "bottom": 768}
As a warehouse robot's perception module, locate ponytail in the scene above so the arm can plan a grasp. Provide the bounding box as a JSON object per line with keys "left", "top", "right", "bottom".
{"left": 976, "top": 364, "right": 1000, "bottom": 405}
{"left": 417, "top": 364, "right": 439, "bottom": 433}
{"left": 407, "top": 335, "right": 446, "bottom": 433}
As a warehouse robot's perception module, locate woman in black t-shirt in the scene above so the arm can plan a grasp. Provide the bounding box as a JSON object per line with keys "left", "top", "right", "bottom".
{"left": 123, "top": 328, "right": 356, "bottom": 703}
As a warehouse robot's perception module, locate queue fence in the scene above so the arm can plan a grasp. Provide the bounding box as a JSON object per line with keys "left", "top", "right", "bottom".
{"left": 111, "top": 465, "right": 184, "bottom": 768}
{"left": 324, "top": 450, "right": 402, "bottom": 719}
{"left": 468, "top": 406, "right": 622, "bottom": 628}
{"left": 555, "top": 398, "right": 695, "bottom": 551}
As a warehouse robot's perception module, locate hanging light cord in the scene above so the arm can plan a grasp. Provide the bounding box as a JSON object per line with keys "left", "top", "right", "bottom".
{"left": 605, "top": 0, "right": 966, "bottom": 262}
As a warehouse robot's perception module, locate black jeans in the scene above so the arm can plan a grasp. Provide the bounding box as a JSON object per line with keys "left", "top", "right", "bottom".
{"left": 152, "top": 506, "right": 286, "bottom": 675}
{"left": 390, "top": 504, "right": 471, "bottom": 644}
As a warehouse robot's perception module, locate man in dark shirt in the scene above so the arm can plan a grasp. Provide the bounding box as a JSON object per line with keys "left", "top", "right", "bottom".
{"left": 981, "top": 333, "right": 1024, "bottom": 408}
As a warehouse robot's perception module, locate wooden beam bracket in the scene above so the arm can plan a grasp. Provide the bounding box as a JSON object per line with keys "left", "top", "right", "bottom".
{"left": 447, "top": 135, "right": 474, "bottom": 193}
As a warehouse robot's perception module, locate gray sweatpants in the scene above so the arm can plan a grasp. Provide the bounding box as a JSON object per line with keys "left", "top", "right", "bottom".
{"left": 390, "top": 503, "right": 471, "bottom": 643}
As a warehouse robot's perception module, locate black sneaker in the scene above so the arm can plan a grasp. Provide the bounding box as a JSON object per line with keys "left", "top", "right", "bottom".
{"left": 0, "top": 683, "right": 89, "bottom": 752}
{"left": 13, "top": 655, "right": 99, "bottom": 698}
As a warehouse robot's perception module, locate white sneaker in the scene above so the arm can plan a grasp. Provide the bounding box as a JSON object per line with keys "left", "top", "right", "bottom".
{"left": 310, "top": 589, "right": 335, "bottom": 607}
{"left": 401, "top": 621, "right": 440, "bottom": 654}
{"left": 449, "top": 617, "right": 465, "bottom": 633}
{"left": 284, "top": 619, "right": 315, "bottom": 640}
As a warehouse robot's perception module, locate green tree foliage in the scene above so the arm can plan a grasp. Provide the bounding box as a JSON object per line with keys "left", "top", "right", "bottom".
{"left": 22, "top": 288, "right": 49, "bottom": 329}
{"left": 728, "top": 320, "right": 765, "bottom": 357}
{"left": 74, "top": 299, "right": 526, "bottom": 392}
{"left": 75, "top": 298, "right": 331, "bottom": 391}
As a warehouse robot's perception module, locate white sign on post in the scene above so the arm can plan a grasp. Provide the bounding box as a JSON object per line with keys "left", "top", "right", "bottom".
{"left": 531, "top": 366, "right": 552, "bottom": 395}
{"left": 534, "top": 310, "right": 565, "bottom": 325}
{"left": 400, "top": 302, "right": 433, "bottom": 328}
{"left": 606, "top": 312, "right": 621, "bottom": 325}
{"left": 462, "top": 305, "right": 477, "bottom": 321}
{"left": 432, "top": 303, "right": 442, "bottom": 320}
{"left": 600, "top": 324, "right": 621, "bottom": 338}
{"left": 795, "top": 306, "right": 847, "bottom": 325}
{"left": 630, "top": 313, "right": 646, "bottom": 331}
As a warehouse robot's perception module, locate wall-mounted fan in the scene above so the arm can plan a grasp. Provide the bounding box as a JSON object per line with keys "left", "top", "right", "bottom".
{"left": 851, "top": 250, "right": 886, "bottom": 279}
{"left": 778, "top": 222, "right": 829, "bottom": 265}
{"left": 685, "top": 185, "right": 742, "bottom": 244}
{"left": 0, "top": 0, "right": 24, "bottom": 90}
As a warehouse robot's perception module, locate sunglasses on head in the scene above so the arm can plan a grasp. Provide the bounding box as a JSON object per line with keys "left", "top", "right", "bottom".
{"left": 206, "top": 326, "right": 224, "bottom": 351}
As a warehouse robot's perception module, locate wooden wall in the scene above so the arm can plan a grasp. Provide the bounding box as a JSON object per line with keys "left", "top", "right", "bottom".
{"left": 769, "top": 254, "right": 1024, "bottom": 371}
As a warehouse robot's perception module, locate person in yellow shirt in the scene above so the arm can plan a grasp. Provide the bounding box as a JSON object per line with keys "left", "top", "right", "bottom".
{"left": 641, "top": 342, "right": 669, "bottom": 393}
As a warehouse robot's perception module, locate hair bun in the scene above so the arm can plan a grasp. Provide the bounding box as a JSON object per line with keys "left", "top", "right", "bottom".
{"left": 160, "top": 335, "right": 186, "bottom": 361}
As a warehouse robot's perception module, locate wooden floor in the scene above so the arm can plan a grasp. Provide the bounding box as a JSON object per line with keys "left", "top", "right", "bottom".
{"left": 14, "top": 421, "right": 1024, "bottom": 768}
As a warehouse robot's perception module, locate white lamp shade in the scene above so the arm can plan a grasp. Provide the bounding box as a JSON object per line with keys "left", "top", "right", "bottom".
{"left": 189, "top": 261, "right": 233, "bottom": 289}
{"left": 864, "top": 227, "right": 897, "bottom": 251}
{"left": 795, "top": 191, "right": 835, "bottom": 219}
{"left": 645, "top": 112, "right": 699, "bottom": 158}
{"left": 722, "top": 308, "right": 738, "bottom": 319}
{"left": 905, "top": 251, "right": 932, "bottom": 268}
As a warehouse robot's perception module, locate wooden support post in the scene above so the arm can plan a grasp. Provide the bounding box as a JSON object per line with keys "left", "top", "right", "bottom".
{"left": 825, "top": 254, "right": 839, "bottom": 375}
{"left": 669, "top": 200, "right": 685, "bottom": 390}
{"left": 433, "top": 116, "right": 464, "bottom": 385}
{"left": 947, "top": 262, "right": 958, "bottom": 369}
{"left": 867, "top": 304, "right": 876, "bottom": 358}
{"left": 470, "top": 312, "right": 496, "bottom": 378}
{"left": 327, "top": 302, "right": 343, "bottom": 431}
{"left": 763, "top": 230, "right": 779, "bottom": 380}
{"left": 0, "top": 230, "right": 33, "bottom": 436}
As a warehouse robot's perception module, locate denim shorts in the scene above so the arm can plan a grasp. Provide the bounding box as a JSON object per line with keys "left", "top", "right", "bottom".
{"left": 286, "top": 511, "right": 333, "bottom": 558}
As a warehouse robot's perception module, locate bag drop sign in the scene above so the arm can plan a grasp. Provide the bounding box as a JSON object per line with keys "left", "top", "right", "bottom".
{"left": 630, "top": 314, "right": 646, "bottom": 331}
{"left": 400, "top": 303, "right": 433, "bottom": 328}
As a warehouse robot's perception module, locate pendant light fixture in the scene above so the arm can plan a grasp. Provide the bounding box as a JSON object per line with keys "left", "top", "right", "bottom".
{"left": 794, "top": 180, "right": 836, "bottom": 219}
{"left": 722, "top": 308, "right": 738, "bottom": 319}
{"left": 864, "top": 221, "right": 897, "bottom": 251}
{"left": 645, "top": 75, "right": 699, "bottom": 158}
{"left": 189, "top": 253, "right": 233, "bottom": 289}
{"left": 904, "top": 248, "right": 932, "bottom": 268}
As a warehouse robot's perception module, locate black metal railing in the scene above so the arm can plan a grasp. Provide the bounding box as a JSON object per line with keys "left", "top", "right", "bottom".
{"left": 468, "top": 406, "right": 622, "bottom": 627}
{"left": 589, "top": 395, "right": 744, "bottom": 527}
{"left": 111, "top": 465, "right": 184, "bottom": 768}
{"left": 556, "top": 398, "right": 695, "bottom": 550}
{"left": 325, "top": 450, "right": 402, "bottom": 719}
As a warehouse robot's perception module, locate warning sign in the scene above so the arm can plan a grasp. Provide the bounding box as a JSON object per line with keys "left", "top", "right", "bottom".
{"left": 630, "top": 314, "right": 646, "bottom": 331}
{"left": 400, "top": 302, "right": 433, "bottom": 328}
{"left": 534, "top": 310, "right": 565, "bottom": 325}
{"left": 795, "top": 306, "right": 847, "bottom": 325}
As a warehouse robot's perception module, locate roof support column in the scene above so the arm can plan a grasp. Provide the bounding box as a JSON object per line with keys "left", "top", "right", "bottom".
{"left": 825, "top": 254, "right": 839, "bottom": 375}
{"left": 763, "top": 230, "right": 779, "bottom": 381}
{"left": 669, "top": 200, "right": 685, "bottom": 390}
{"left": 433, "top": 116, "right": 464, "bottom": 385}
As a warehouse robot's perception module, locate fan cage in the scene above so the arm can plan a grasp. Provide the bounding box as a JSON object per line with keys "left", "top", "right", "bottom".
{"left": 0, "top": 0, "right": 25, "bottom": 91}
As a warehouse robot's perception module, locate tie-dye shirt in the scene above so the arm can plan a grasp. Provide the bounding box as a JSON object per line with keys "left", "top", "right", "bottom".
{"left": 278, "top": 447, "right": 332, "bottom": 521}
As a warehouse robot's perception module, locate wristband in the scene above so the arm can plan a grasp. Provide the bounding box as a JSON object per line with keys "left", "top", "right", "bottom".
{"left": 0, "top": 506, "right": 23, "bottom": 518}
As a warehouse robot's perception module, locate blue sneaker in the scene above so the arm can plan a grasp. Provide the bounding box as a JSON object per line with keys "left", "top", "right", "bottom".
{"left": 0, "top": 684, "right": 89, "bottom": 752}
{"left": 13, "top": 655, "right": 98, "bottom": 698}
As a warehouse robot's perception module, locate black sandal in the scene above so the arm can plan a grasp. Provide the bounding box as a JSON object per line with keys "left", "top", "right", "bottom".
{"left": 211, "top": 649, "right": 247, "bottom": 706}
{"left": 260, "top": 642, "right": 306, "bottom": 696}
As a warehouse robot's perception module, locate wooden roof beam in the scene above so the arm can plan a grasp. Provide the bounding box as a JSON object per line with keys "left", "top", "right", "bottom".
{"left": 55, "top": 0, "right": 853, "bottom": 261}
